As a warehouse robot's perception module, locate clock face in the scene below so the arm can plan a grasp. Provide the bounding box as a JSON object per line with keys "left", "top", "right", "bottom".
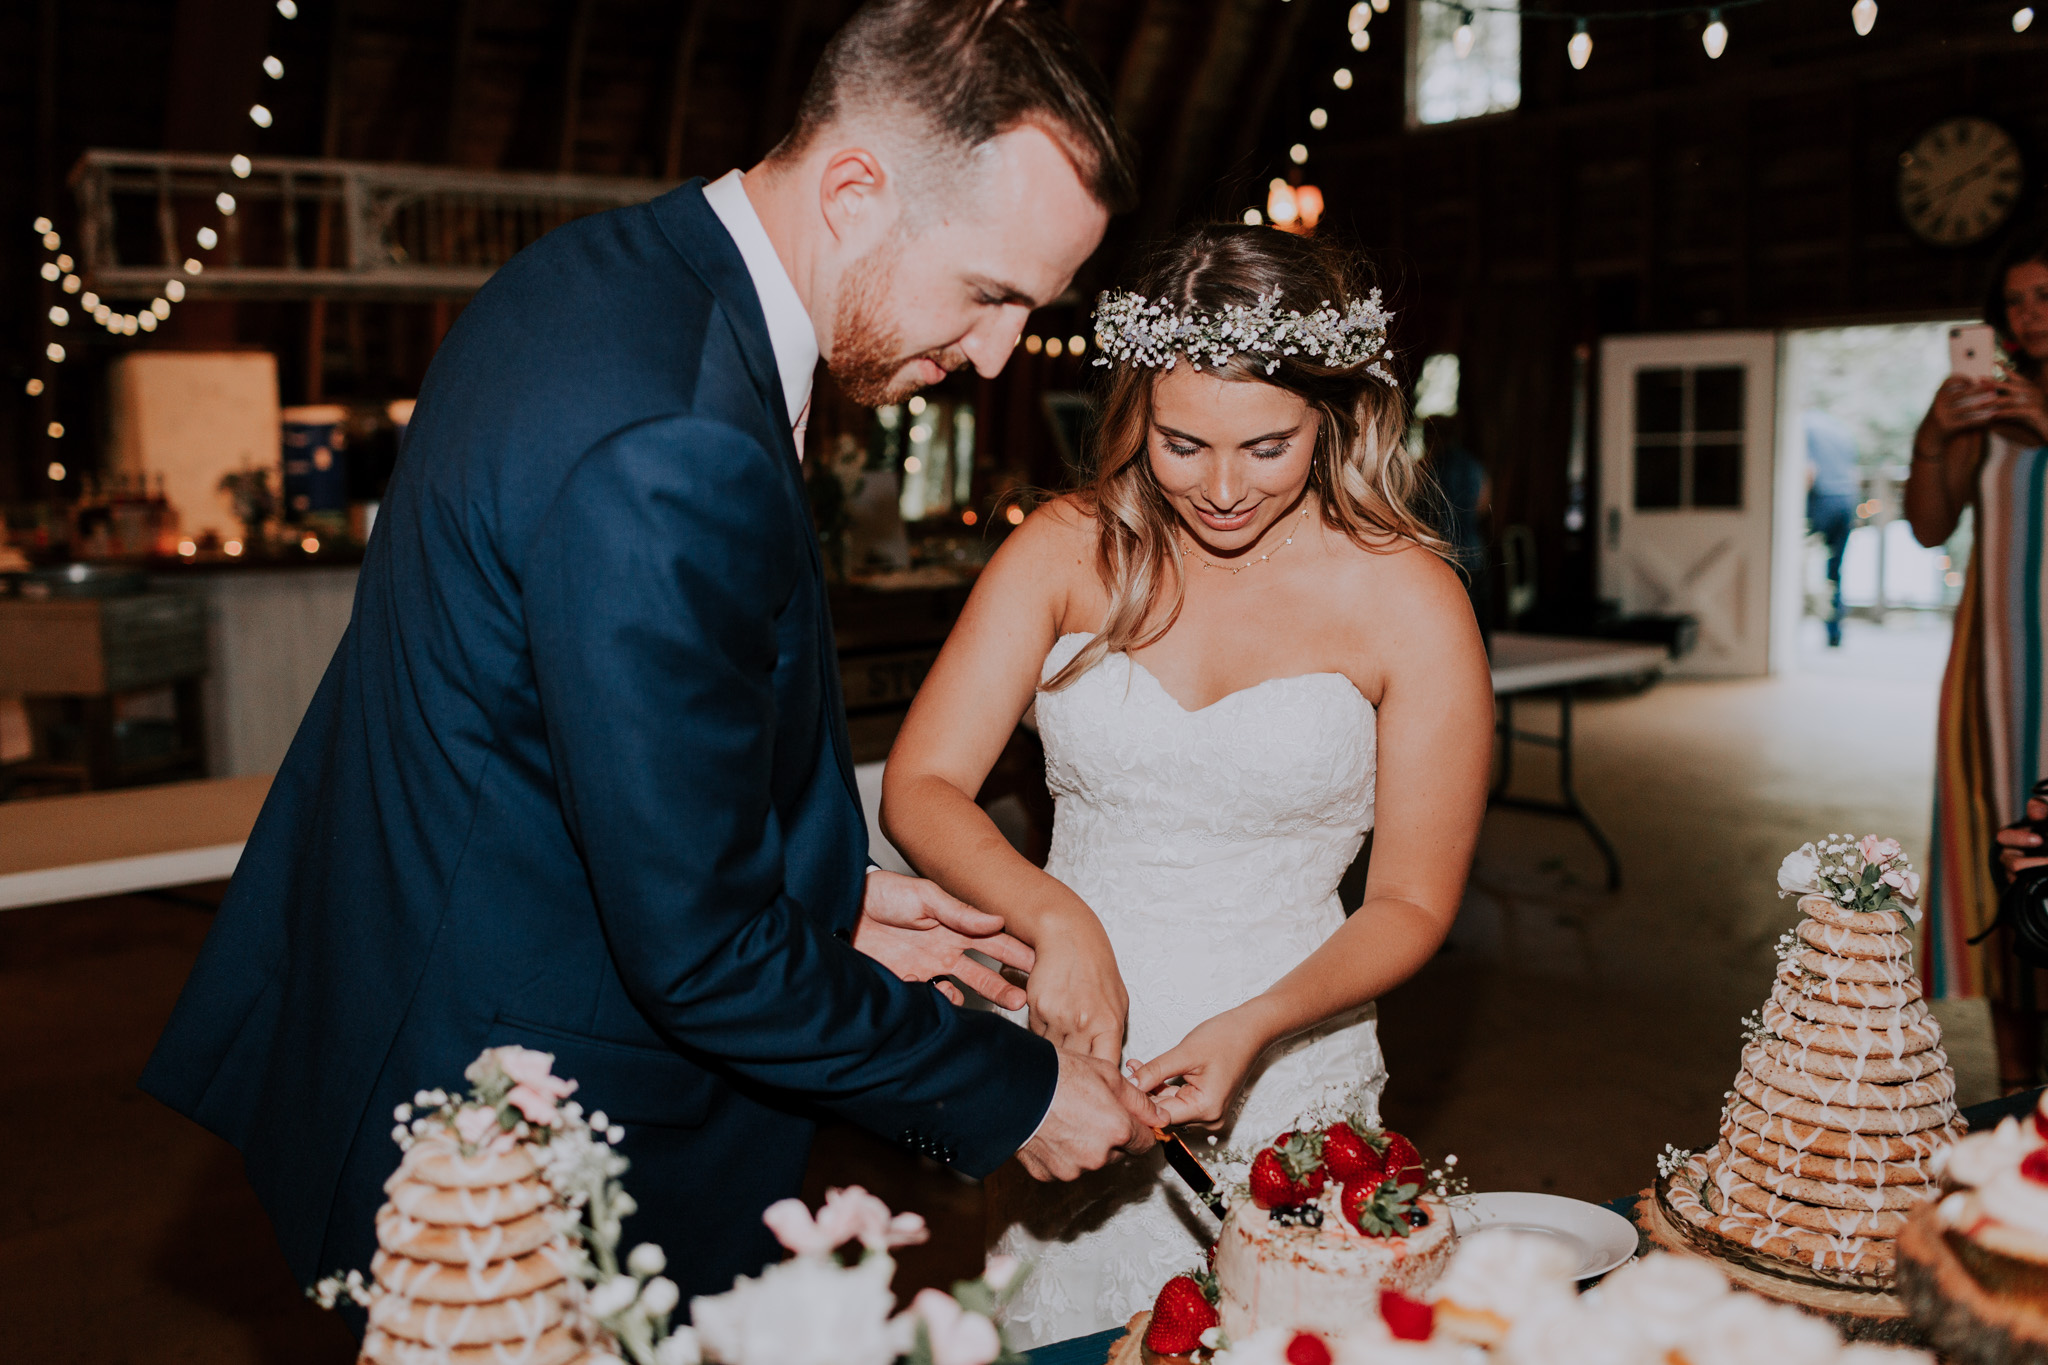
{"left": 1898, "top": 117, "right": 2025, "bottom": 247}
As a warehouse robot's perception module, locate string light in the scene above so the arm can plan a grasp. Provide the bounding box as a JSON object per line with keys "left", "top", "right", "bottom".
{"left": 263, "top": 55, "right": 284, "bottom": 78}
{"left": 1348, "top": 2, "right": 1372, "bottom": 32}
{"left": 1024, "top": 334, "right": 1043, "bottom": 354}
{"left": 1333, "top": 67, "right": 1354, "bottom": 89}
{"left": 24, "top": 378, "right": 42, "bottom": 396}
{"left": 1068, "top": 335, "right": 1086, "bottom": 355}
{"left": 1269, "top": 179, "right": 1300, "bottom": 226}
{"left": 1453, "top": 9, "right": 1477, "bottom": 57}
{"left": 1702, "top": 8, "right": 1728, "bottom": 56}
{"left": 1569, "top": 19, "right": 1593, "bottom": 67}
{"left": 216, "top": 192, "right": 237, "bottom": 215}
{"left": 1289, "top": 143, "right": 1310, "bottom": 164}
{"left": 1851, "top": 0, "right": 1877, "bottom": 35}
{"left": 1243, "top": 208, "right": 1265, "bottom": 225}
{"left": 45, "top": 344, "right": 64, "bottom": 363}
{"left": 249, "top": 104, "right": 273, "bottom": 128}
{"left": 81, "top": 292, "right": 97, "bottom": 309}
{"left": 47, "top": 306, "right": 67, "bottom": 326}
{"left": 1005, "top": 506, "right": 1025, "bottom": 526}
{"left": 1045, "top": 337, "right": 1065, "bottom": 358}
{"left": 32, "top": 216, "right": 50, "bottom": 234}
{"left": 224, "top": 539, "right": 244, "bottom": 556}
{"left": 165, "top": 280, "right": 185, "bottom": 302}
{"left": 47, "top": 422, "right": 64, "bottom": 439}
{"left": 276, "top": 0, "right": 296, "bottom": 16}
{"left": 184, "top": 257, "right": 204, "bottom": 274}
{"left": 196, "top": 226, "right": 219, "bottom": 250}
{"left": 151, "top": 298, "right": 170, "bottom": 318}
{"left": 39, "top": 262, "right": 57, "bottom": 282}
{"left": 2018, "top": 7, "right": 2035, "bottom": 30}
{"left": 61, "top": 275, "right": 79, "bottom": 293}
{"left": 231, "top": 154, "right": 252, "bottom": 178}
{"left": 41, "top": 231, "right": 59, "bottom": 250}
{"left": 47, "top": 462, "right": 65, "bottom": 482}
{"left": 1352, "top": 28, "right": 1371, "bottom": 50}
{"left": 1309, "top": 107, "right": 1329, "bottom": 129}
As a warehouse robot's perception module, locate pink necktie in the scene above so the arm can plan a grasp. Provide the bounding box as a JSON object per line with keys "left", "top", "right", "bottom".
{"left": 792, "top": 396, "right": 811, "bottom": 463}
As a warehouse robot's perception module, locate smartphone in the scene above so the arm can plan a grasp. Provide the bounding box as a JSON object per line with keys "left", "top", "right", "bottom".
{"left": 1951, "top": 323, "right": 2000, "bottom": 381}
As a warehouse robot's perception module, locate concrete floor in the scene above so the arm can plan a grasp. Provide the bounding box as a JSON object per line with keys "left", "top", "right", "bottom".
{"left": 0, "top": 617, "right": 1988, "bottom": 1361}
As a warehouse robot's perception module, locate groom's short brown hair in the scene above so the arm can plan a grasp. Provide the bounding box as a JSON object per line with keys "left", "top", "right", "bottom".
{"left": 771, "top": 0, "right": 1137, "bottom": 214}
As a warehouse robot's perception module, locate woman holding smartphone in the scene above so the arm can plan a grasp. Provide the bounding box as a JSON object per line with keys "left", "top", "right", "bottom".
{"left": 1909, "top": 223, "right": 2048, "bottom": 1087}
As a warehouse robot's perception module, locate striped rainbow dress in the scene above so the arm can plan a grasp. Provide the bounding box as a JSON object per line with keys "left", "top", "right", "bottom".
{"left": 1926, "top": 434, "right": 2048, "bottom": 1001}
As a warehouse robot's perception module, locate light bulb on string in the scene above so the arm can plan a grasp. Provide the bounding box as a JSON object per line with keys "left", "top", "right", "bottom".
{"left": 42, "top": 231, "right": 59, "bottom": 250}
{"left": 1268, "top": 179, "right": 1300, "bottom": 226}
{"left": 47, "top": 306, "right": 67, "bottom": 326}
{"left": 1568, "top": 20, "right": 1592, "bottom": 69}
{"left": 1703, "top": 9, "right": 1729, "bottom": 58}
{"left": 2018, "top": 7, "right": 2036, "bottom": 31}
{"left": 47, "top": 422, "right": 64, "bottom": 440}
{"left": 151, "top": 298, "right": 170, "bottom": 318}
{"left": 216, "top": 192, "right": 237, "bottom": 215}
{"left": 45, "top": 343, "right": 64, "bottom": 363}
{"left": 1309, "top": 107, "right": 1328, "bottom": 129}
{"left": 263, "top": 55, "right": 284, "bottom": 78}
{"left": 1347, "top": 2, "right": 1371, "bottom": 33}
{"left": 61, "top": 275, "right": 79, "bottom": 294}
{"left": 24, "top": 378, "right": 42, "bottom": 396}
{"left": 32, "top": 216, "right": 51, "bottom": 234}
{"left": 1289, "top": 143, "right": 1309, "bottom": 165}
{"left": 1351, "top": 28, "right": 1370, "bottom": 50}
{"left": 196, "top": 226, "right": 219, "bottom": 250}
{"left": 55, "top": 254, "right": 71, "bottom": 271}
{"left": 1243, "top": 208, "right": 1264, "bottom": 226}
{"left": 165, "top": 280, "right": 186, "bottom": 301}
{"left": 249, "top": 104, "right": 273, "bottom": 128}
{"left": 47, "top": 462, "right": 65, "bottom": 481}
{"left": 1333, "top": 67, "right": 1354, "bottom": 89}
{"left": 1372, "top": 0, "right": 1388, "bottom": 10}
{"left": 231, "top": 154, "right": 252, "bottom": 178}
{"left": 185, "top": 258, "right": 204, "bottom": 275}
{"left": 1452, "top": 10, "right": 1476, "bottom": 59}
{"left": 1851, "top": 0, "right": 1877, "bottom": 35}
{"left": 137, "top": 312, "right": 157, "bottom": 332}
{"left": 39, "top": 262, "right": 58, "bottom": 282}
{"left": 276, "top": 0, "right": 296, "bottom": 15}
{"left": 81, "top": 292, "right": 97, "bottom": 310}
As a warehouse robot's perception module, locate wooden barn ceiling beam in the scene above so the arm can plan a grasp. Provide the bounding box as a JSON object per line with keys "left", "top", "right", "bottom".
{"left": 1226, "top": 0, "right": 1311, "bottom": 178}
{"left": 557, "top": 0, "right": 598, "bottom": 172}
{"left": 661, "top": 0, "right": 707, "bottom": 180}
{"left": 760, "top": 0, "right": 820, "bottom": 160}
{"left": 1142, "top": 0, "right": 1271, "bottom": 237}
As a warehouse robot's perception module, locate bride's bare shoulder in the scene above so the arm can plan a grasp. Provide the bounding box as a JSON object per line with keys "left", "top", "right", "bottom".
{"left": 985, "top": 494, "right": 1099, "bottom": 577}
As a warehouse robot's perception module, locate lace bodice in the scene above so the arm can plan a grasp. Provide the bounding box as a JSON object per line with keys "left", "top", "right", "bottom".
{"left": 991, "top": 634, "right": 1388, "bottom": 1348}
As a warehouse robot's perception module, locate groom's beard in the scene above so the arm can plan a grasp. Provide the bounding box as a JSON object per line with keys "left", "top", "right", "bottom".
{"left": 830, "top": 241, "right": 965, "bottom": 407}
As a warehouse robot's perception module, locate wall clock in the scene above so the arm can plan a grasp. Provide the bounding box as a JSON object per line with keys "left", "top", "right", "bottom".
{"left": 1898, "top": 116, "right": 2026, "bottom": 247}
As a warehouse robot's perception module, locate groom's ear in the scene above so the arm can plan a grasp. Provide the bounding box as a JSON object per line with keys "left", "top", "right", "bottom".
{"left": 817, "top": 146, "right": 897, "bottom": 252}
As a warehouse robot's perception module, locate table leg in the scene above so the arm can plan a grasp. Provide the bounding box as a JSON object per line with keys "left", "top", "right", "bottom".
{"left": 1488, "top": 685, "right": 1623, "bottom": 891}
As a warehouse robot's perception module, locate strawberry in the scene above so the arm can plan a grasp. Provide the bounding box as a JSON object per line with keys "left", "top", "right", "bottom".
{"left": 1370, "top": 1129, "right": 1427, "bottom": 1188}
{"left": 1284, "top": 1332, "right": 1333, "bottom": 1365}
{"left": 1380, "top": 1289, "right": 1436, "bottom": 1341}
{"left": 1344, "top": 1178, "right": 1429, "bottom": 1237}
{"left": 1321, "top": 1121, "right": 1384, "bottom": 1187}
{"left": 1249, "top": 1130, "right": 1330, "bottom": 1209}
{"left": 2023, "top": 1148, "right": 2048, "bottom": 1187}
{"left": 1145, "top": 1272, "right": 1220, "bottom": 1356}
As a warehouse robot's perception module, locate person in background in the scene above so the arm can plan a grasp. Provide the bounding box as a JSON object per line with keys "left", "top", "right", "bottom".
{"left": 1422, "top": 414, "right": 1492, "bottom": 640}
{"left": 1803, "top": 409, "right": 1861, "bottom": 648}
{"left": 1908, "top": 222, "right": 2048, "bottom": 1087}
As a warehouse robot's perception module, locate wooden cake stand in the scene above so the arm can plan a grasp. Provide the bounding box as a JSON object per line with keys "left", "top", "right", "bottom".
{"left": 1643, "top": 1176, "right": 1926, "bottom": 1345}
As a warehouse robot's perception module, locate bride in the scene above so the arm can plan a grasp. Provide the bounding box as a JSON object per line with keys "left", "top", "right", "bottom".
{"left": 880, "top": 223, "right": 1492, "bottom": 1346}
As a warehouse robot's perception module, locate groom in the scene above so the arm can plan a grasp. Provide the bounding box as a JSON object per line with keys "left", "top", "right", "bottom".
{"left": 142, "top": 0, "right": 1161, "bottom": 1303}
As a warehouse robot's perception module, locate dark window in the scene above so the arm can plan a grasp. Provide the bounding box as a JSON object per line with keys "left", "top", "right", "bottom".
{"left": 1630, "top": 364, "right": 1744, "bottom": 511}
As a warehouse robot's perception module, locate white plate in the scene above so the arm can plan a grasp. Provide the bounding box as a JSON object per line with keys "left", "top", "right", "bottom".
{"left": 1448, "top": 1192, "right": 1639, "bottom": 1280}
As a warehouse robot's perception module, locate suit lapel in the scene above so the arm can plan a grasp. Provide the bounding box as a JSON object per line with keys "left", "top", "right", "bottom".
{"left": 652, "top": 183, "right": 862, "bottom": 819}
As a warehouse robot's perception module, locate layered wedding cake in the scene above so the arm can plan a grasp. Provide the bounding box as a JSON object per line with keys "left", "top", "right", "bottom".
{"left": 1661, "top": 836, "right": 1962, "bottom": 1290}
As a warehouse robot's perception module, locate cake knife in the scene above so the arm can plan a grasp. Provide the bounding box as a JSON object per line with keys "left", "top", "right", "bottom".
{"left": 1155, "top": 1128, "right": 1227, "bottom": 1219}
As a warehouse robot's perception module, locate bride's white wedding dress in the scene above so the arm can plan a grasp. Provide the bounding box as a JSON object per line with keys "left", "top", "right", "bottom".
{"left": 991, "top": 633, "right": 1387, "bottom": 1349}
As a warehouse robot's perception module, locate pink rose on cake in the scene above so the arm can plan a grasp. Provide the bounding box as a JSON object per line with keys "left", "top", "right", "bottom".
{"left": 764, "top": 1185, "right": 929, "bottom": 1257}
{"left": 1860, "top": 835, "right": 1904, "bottom": 866}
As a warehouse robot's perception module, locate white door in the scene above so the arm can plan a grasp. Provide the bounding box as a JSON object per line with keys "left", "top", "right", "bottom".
{"left": 1599, "top": 332, "right": 1780, "bottom": 676}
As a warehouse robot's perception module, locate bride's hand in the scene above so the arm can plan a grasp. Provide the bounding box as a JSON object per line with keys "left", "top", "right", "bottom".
{"left": 1128, "top": 1005, "right": 1273, "bottom": 1129}
{"left": 1025, "top": 907, "right": 1129, "bottom": 1064}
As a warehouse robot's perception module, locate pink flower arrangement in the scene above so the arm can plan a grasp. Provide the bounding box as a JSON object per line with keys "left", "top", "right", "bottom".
{"left": 763, "top": 1186, "right": 929, "bottom": 1257}
{"left": 487, "top": 1046, "right": 580, "bottom": 1127}
{"left": 909, "top": 1289, "right": 1002, "bottom": 1365}
{"left": 1860, "top": 835, "right": 1904, "bottom": 865}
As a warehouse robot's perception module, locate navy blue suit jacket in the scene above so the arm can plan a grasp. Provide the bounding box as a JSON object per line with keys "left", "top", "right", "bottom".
{"left": 140, "top": 181, "right": 1057, "bottom": 1300}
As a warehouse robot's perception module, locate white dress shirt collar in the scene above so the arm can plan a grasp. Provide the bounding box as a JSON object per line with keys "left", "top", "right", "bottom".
{"left": 701, "top": 169, "right": 818, "bottom": 428}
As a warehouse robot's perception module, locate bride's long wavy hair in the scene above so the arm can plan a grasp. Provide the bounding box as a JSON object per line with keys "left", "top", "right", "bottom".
{"left": 1043, "top": 223, "right": 1444, "bottom": 693}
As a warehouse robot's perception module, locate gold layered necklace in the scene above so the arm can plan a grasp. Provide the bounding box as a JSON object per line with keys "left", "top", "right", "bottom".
{"left": 1178, "top": 503, "right": 1312, "bottom": 576}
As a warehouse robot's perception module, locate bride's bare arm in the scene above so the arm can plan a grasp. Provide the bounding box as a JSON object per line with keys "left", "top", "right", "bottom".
{"left": 1131, "top": 550, "right": 1493, "bottom": 1125}
{"left": 882, "top": 502, "right": 1131, "bottom": 1063}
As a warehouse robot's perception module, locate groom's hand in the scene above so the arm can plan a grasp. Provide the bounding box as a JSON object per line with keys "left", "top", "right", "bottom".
{"left": 853, "top": 870, "right": 1035, "bottom": 1010}
{"left": 1016, "top": 1047, "right": 1165, "bottom": 1182}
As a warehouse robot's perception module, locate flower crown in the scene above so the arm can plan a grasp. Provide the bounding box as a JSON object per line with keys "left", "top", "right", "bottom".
{"left": 1090, "top": 287, "right": 1397, "bottom": 383}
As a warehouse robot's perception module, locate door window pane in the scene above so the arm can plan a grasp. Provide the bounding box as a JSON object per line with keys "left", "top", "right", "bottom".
{"left": 1635, "top": 370, "right": 1685, "bottom": 434}
{"left": 1634, "top": 446, "right": 1682, "bottom": 509}
{"left": 1693, "top": 443, "right": 1744, "bottom": 507}
{"left": 1694, "top": 367, "right": 1745, "bottom": 433}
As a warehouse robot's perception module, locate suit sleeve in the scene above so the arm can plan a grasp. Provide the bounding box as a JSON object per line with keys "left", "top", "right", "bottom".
{"left": 523, "top": 414, "right": 1056, "bottom": 1175}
